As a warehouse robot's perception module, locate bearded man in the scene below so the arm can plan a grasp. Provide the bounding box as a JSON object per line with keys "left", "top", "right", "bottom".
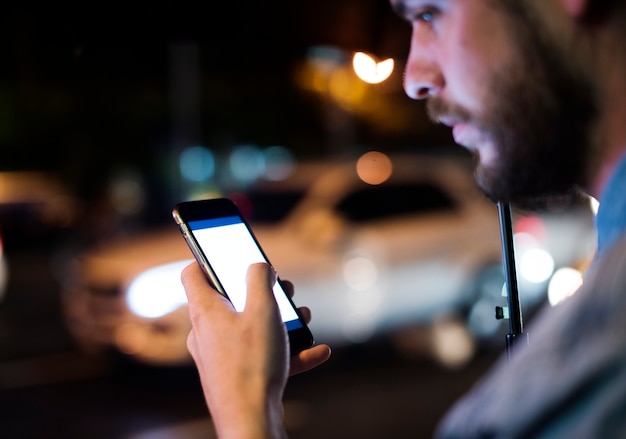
{"left": 181, "top": 1, "right": 626, "bottom": 437}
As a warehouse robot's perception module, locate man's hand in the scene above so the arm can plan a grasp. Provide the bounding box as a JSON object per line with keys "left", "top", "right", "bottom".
{"left": 181, "top": 262, "right": 331, "bottom": 438}
{"left": 278, "top": 278, "right": 333, "bottom": 375}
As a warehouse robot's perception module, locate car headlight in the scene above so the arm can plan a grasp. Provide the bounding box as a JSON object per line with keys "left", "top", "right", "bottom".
{"left": 126, "top": 260, "right": 192, "bottom": 318}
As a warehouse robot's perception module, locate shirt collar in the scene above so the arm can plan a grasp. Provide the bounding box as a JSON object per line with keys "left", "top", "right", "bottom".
{"left": 596, "top": 151, "right": 626, "bottom": 255}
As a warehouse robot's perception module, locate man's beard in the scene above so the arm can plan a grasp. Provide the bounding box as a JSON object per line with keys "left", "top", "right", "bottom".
{"left": 427, "top": 6, "right": 597, "bottom": 211}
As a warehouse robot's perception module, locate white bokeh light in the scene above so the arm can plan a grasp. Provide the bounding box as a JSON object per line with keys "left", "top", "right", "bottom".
{"left": 519, "top": 248, "right": 555, "bottom": 283}
{"left": 343, "top": 255, "right": 378, "bottom": 291}
{"left": 548, "top": 267, "right": 583, "bottom": 306}
{"left": 126, "top": 260, "right": 192, "bottom": 318}
{"left": 352, "top": 52, "right": 394, "bottom": 84}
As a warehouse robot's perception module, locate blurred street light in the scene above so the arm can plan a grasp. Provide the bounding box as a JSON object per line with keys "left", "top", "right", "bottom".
{"left": 352, "top": 52, "right": 394, "bottom": 84}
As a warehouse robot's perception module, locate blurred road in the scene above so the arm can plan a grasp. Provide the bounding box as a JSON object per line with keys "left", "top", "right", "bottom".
{"left": 0, "top": 241, "right": 500, "bottom": 439}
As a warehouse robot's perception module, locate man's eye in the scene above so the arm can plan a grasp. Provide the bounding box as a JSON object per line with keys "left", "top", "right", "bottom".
{"left": 419, "top": 12, "right": 434, "bottom": 22}
{"left": 415, "top": 9, "right": 438, "bottom": 23}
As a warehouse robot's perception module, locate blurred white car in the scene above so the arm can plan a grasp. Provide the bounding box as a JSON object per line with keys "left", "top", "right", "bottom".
{"left": 61, "top": 153, "right": 596, "bottom": 366}
{"left": 0, "top": 171, "right": 77, "bottom": 304}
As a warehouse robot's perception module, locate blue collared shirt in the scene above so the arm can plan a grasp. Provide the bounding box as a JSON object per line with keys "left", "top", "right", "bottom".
{"left": 596, "top": 151, "right": 626, "bottom": 255}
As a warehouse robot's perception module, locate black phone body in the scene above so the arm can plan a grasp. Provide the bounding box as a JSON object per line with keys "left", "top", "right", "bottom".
{"left": 172, "top": 197, "right": 314, "bottom": 354}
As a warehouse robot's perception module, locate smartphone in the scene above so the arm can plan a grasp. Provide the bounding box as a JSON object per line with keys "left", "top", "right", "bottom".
{"left": 172, "top": 197, "right": 314, "bottom": 354}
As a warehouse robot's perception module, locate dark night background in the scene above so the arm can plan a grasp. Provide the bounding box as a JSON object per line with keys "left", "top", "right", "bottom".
{"left": 0, "top": 3, "right": 503, "bottom": 438}
{"left": 1, "top": 0, "right": 452, "bottom": 202}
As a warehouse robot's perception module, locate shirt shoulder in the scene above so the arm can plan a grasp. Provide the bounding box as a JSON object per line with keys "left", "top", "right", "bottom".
{"left": 436, "top": 235, "right": 626, "bottom": 439}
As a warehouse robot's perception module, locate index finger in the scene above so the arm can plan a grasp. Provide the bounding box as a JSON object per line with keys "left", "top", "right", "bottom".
{"left": 243, "top": 263, "right": 279, "bottom": 316}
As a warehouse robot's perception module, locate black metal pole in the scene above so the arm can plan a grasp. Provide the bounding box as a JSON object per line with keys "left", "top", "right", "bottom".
{"left": 497, "top": 202, "right": 529, "bottom": 359}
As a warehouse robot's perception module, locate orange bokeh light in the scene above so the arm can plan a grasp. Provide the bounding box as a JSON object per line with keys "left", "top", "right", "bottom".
{"left": 356, "top": 151, "right": 393, "bottom": 185}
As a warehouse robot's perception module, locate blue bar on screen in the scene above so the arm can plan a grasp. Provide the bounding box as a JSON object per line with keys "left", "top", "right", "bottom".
{"left": 285, "top": 319, "right": 303, "bottom": 331}
{"left": 188, "top": 216, "right": 241, "bottom": 230}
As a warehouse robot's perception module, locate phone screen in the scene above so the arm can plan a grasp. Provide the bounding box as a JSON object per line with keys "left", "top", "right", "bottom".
{"left": 187, "top": 215, "right": 303, "bottom": 331}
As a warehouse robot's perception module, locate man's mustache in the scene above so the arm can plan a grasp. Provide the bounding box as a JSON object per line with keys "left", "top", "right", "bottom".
{"left": 426, "top": 98, "right": 472, "bottom": 127}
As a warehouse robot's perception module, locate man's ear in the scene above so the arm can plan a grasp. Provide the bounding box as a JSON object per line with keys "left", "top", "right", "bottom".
{"left": 562, "top": 0, "right": 615, "bottom": 24}
{"left": 561, "top": 0, "right": 587, "bottom": 18}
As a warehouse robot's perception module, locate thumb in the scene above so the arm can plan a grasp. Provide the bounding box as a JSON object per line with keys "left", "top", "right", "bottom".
{"left": 181, "top": 262, "right": 233, "bottom": 312}
{"left": 244, "top": 263, "right": 279, "bottom": 315}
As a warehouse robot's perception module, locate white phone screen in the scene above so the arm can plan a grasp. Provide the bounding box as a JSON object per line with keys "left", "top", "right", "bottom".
{"left": 188, "top": 216, "right": 302, "bottom": 330}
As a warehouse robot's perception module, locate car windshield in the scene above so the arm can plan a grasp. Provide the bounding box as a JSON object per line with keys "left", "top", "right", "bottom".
{"left": 336, "top": 182, "right": 457, "bottom": 223}
{"left": 230, "top": 189, "right": 306, "bottom": 224}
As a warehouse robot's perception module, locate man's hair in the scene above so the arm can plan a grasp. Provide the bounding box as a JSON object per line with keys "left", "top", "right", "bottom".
{"left": 588, "top": 1, "right": 626, "bottom": 24}
{"left": 495, "top": 0, "right": 626, "bottom": 23}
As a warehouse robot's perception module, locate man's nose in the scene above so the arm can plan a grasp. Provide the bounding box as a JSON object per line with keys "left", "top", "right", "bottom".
{"left": 403, "top": 37, "right": 444, "bottom": 100}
